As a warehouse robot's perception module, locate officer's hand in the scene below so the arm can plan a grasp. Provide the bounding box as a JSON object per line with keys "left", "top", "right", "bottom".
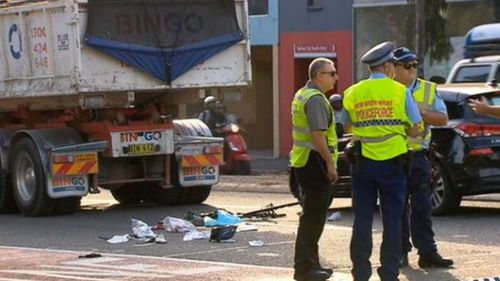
{"left": 327, "top": 164, "right": 338, "bottom": 183}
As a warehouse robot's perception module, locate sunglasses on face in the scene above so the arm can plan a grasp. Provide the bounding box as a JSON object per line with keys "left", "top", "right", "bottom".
{"left": 398, "top": 63, "right": 419, "bottom": 70}
{"left": 320, "top": 71, "right": 338, "bottom": 77}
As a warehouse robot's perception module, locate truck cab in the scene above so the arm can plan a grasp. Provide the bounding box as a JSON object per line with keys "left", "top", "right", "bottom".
{"left": 446, "top": 23, "right": 500, "bottom": 84}
{"left": 446, "top": 55, "right": 500, "bottom": 84}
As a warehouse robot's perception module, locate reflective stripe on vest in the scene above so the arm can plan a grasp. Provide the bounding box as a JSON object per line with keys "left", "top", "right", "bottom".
{"left": 343, "top": 78, "right": 410, "bottom": 161}
{"left": 355, "top": 133, "right": 398, "bottom": 144}
{"left": 408, "top": 79, "right": 435, "bottom": 150}
{"left": 290, "top": 87, "right": 338, "bottom": 168}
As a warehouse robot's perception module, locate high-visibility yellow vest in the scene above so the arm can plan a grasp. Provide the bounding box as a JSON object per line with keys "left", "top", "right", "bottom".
{"left": 343, "top": 78, "right": 411, "bottom": 161}
{"left": 290, "top": 87, "right": 338, "bottom": 168}
{"left": 408, "top": 78, "right": 436, "bottom": 151}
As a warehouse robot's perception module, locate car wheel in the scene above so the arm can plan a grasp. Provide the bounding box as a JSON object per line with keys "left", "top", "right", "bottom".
{"left": 431, "top": 160, "right": 462, "bottom": 215}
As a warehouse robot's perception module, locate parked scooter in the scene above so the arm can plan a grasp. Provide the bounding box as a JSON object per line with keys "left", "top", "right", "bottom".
{"left": 214, "top": 113, "right": 251, "bottom": 175}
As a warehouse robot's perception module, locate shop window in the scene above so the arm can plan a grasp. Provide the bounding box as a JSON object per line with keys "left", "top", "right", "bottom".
{"left": 307, "top": 0, "right": 322, "bottom": 11}
{"left": 249, "top": 0, "right": 268, "bottom": 16}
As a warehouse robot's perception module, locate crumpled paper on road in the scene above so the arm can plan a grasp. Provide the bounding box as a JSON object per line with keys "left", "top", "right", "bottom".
{"left": 132, "top": 218, "right": 156, "bottom": 238}
{"left": 106, "top": 234, "right": 130, "bottom": 244}
{"left": 162, "top": 216, "right": 197, "bottom": 233}
{"left": 327, "top": 211, "right": 342, "bottom": 221}
{"left": 183, "top": 230, "right": 211, "bottom": 241}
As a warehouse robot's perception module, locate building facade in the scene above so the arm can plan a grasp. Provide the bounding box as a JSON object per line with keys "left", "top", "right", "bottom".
{"left": 277, "top": 0, "right": 353, "bottom": 157}
{"left": 354, "top": 0, "right": 500, "bottom": 81}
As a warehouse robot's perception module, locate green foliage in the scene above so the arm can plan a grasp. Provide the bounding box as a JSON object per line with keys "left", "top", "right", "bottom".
{"left": 408, "top": 0, "right": 453, "bottom": 62}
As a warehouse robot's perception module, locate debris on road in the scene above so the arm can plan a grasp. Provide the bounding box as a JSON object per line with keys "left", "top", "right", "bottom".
{"left": 239, "top": 201, "right": 300, "bottom": 219}
{"left": 132, "top": 219, "right": 156, "bottom": 238}
{"left": 327, "top": 211, "right": 342, "bottom": 221}
{"left": 184, "top": 211, "right": 205, "bottom": 226}
{"left": 78, "top": 253, "right": 103, "bottom": 259}
{"left": 237, "top": 223, "right": 258, "bottom": 232}
{"left": 248, "top": 240, "right": 265, "bottom": 247}
{"left": 105, "top": 234, "right": 130, "bottom": 244}
{"left": 162, "top": 216, "right": 197, "bottom": 233}
{"left": 209, "top": 225, "right": 237, "bottom": 242}
{"left": 183, "top": 230, "right": 211, "bottom": 241}
{"left": 134, "top": 237, "right": 156, "bottom": 247}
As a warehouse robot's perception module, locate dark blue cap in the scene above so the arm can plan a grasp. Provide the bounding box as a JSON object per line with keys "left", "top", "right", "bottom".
{"left": 392, "top": 47, "right": 419, "bottom": 63}
{"left": 361, "top": 41, "right": 397, "bottom": 67}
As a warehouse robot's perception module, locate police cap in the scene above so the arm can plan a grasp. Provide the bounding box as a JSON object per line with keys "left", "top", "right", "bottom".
{"left": 392, "top": 47, "right": 419, "bottom": 63}
{"left": 361, "top": 41, "right": 397, "bottom": 67}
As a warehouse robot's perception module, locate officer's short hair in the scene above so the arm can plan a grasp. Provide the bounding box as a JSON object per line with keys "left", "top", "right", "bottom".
{"left": 309, "top": 58, "right": 333, "bottom": 80}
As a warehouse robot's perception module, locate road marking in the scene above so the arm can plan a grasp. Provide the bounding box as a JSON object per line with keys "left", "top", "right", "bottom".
{"left": 163, "top": 240, "right": 294, "bottom": 258}
{"left": 0, "top": 245, "right": 297, "bottom": 281}
{"left": 0, "top": 278, "right": 37, "bottom": 281}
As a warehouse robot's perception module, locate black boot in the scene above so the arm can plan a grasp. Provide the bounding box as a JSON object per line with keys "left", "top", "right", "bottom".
{"left": 418, "top": 252, "right": 453, "bottom": 268}
{"left": 294, "top": 269, "right": 331, "bottom": 281}
{"left": 400, "top": 253, "right": 409, "bottom": 268}
{"left": 316, "top": 265, "right": 333, "bottom": 276}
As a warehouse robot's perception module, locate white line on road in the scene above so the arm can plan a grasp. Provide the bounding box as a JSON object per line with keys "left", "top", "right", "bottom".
{"left": 0, "top": 278, "right": 37, "bottom": 281}
{"left": 0, "top": 245, "right": 293, "bottom": 271}
{"left": 163, "top": 240, "right": 294, "bottom": 258}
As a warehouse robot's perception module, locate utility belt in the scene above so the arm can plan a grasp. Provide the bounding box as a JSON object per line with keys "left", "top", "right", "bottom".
{"left": 346, "top": 139, "right": 410, "bottom": 173}
{"left": 410, "top": 149, "right": 429, "bottom": 158}
{"left": 410, "top": 146, "right": 436, "bottom": 163}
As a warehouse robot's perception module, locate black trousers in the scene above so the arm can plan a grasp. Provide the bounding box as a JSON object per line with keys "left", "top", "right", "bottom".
{"left": 294, "top": 151, "right": 333, "bottom": 274}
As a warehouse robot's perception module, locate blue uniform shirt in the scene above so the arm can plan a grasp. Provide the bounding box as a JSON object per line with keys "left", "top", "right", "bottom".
{"left": 340, "top": 73, "right": 422, "bottom": 125}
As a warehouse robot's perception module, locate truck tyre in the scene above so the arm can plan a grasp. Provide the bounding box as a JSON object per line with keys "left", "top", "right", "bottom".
{"left": 0, "top": 170, "right": 17, "bottom": 213}
{"left": 53, "top": 197, "right": 81, "bottom": 215}
{"left": 172, "top": 119, "right": 215, "bottom": 205}
{"left": 181, "top": 186, "right": 212, "bottom": 204}
{"left": 11, "top": 138, "right": 56, "bottom": 216}
{"left": 151, "top": 185, "right": 182, "bottom": 206}
{"left": 173, "top": 118, "right": 213, "bottom": 137}
{"left": 111, "top": 183, "right": 144, "bottom": 204}
{"left": 431, "top": 160, "right": 462, "bottom": 216}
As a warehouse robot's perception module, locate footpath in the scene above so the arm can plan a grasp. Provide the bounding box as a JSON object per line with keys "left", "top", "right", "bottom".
{"left": 214, "top": 150, "right": 290, "bottom": 194}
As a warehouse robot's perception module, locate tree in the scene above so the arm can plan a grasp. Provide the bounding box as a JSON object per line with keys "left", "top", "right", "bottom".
{"left": 409, "top": 0, "right": 453, "bottom": 74}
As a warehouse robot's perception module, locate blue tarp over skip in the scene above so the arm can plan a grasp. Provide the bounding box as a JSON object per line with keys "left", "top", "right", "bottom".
{"left": 85, "top": 0, "right": 244, "bottom": 84}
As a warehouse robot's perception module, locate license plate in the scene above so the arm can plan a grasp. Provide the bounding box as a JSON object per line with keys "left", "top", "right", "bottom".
{"left": 75, "top": 152, "right": 97, "bottom": 162}
{"left": 128, "top": 143, "right": 157, "bottom": 155}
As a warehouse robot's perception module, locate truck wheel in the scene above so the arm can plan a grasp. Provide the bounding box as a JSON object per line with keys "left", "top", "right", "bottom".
{"left": 53, "top": 197, "right": 81, "bottom": 215}
{"left": 0, "top": 170, "right": 17, "bottom": 213}
{"left": 11, "top": 138, "right": 55, "bottom": 216}
{"left": 431, "top": 160, "right": 462, "bottom": 216}
{"left": 111, "top": 183, "right": 144, "bottom": 204}
{"left": 151, "top": 185, "right": 182, "bottom": 206}
{"left": 182, "top": 186, "right": 212, "bottom": 204}
{"left": 172, "top": 119, "right": 215, "bottom": 204}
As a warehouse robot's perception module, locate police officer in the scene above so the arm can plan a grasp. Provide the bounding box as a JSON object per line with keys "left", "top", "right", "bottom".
{"left": 392, "top": 47, "right": 454, "bottom": 268}
{"left": 290, "top": 57, "right": 339, "bottom": 281}
{"left": 340, "top": 41, "right": 421, "bottom": 281}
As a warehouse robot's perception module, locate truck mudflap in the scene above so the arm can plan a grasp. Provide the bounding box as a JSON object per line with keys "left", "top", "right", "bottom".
{"left": 48, "top": 141, "right": 108, "bottom": 199}
{"left": 175, "top": 135, "right": 224, "bottom": 187}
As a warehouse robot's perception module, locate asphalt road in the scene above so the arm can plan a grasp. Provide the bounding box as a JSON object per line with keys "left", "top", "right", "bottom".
{"left": 1, "top": 183, "right": 500, "bottom": 281}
